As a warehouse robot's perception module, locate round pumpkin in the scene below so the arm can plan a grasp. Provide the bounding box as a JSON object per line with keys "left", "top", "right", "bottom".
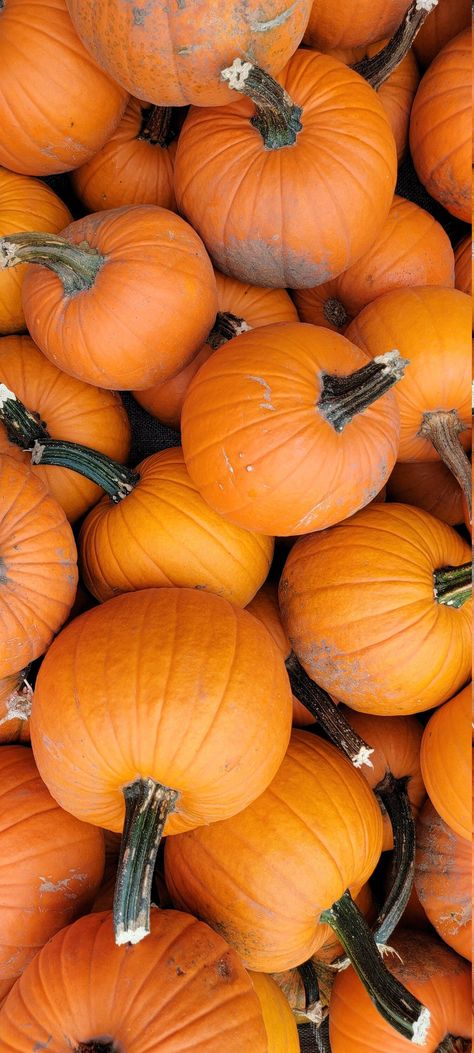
{"left": 0, "top": 0, "right": 127, "bottom": 176}
{"left": 246, "top": 581, "right": 313, "bottom": 726}
{"left": 279, "top": 503, "right": 472, "bottom": 716}
{"left": 415, "top": 799, "right": 471, "bottom": 960}
{"left": 249, "top": 972, "right": 300, "bottom": 1052}
{"left": 303, "top": 0, "right": 411, "bottom": 50}
{"left": 410, "top": 28, "right": 471, "bottom": 221}
{"left": 413, "top": 0, "right": 471, "bottom": 68}
{"left": 0, "top": 167, "right": 71, "bottom": 334}
{"left": 293, "top": 198, "right": 454, "bottom": 333}
{"left": 420, "top": 684, "right": 472, "bottom": 842}
{"left": 454, "top": 234, "right": 472, "bottom": 295}
{"left": 0, "top": 670, "right": 31, "bottom": 745}
{"left": 0, "top": 456, "right": 78, "bottom": 679}
{"left": 387, "top": 461, "right": 464, "bottom": 527}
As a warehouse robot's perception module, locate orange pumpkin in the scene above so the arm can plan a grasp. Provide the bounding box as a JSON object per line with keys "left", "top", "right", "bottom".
{"left": 0, "top": 167, "right": 71, "bottom": 334}
{"left": 293, "top": 197, "right": 454, "bottom": 333}
{"left": 387, "top": 461, "right": 464, "bottom": 527}
{"left": 0, "top": 456, "right": 77, "bottom": 679}
{"left": 0, "top": 670, "right": 31, "bottom": 745}
{"left": 413, "top": 0, "right": 471, "bottom": 68}
{"left": 0, "top": 0, "right": 127, "bottom": 176}
{"left": 410, "top": 28, "right": 471, "bottom": 221}
{"left": 279, "top": 503, "right": 472, "bottom": 716}
{"left": 415, "top": 799, "right": 471, "bottom": 960}
{"left": 303, "top": 0, "right": 410, "bottom": 50}
{"left": 174, "top": 49, "right": 397, "bottom": 288}
{"left": 454, "top": 234, "right": 472, "bottom": 295}
{"left": 246, "top": 582, "right": 313, "bottom": 726}
{"left": 420, "top": 684, "right": 472, "bottom": 843}
{"left": 249, "top": 972, "right": 300, "bottom": 1052}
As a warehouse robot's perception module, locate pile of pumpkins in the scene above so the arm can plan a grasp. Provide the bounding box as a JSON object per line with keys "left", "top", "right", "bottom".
{"left": 0, "top": 0, "right": 471, "bottom": 1050}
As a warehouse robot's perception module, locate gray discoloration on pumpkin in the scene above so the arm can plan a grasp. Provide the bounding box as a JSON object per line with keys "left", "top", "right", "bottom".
{"left": 39, "top": 870, "right": 87, "bottom": 899}
{"left": 0, "top": 557, "right": 7, "bottom": 585}
{"left": 249, "top": 0, "right": 300, "bottom": 31}
{"left": 245, "top": 375, "right": 275, "bottom": 411}
{"left": 213, "top": 237, "right": 333, "bottom": 290}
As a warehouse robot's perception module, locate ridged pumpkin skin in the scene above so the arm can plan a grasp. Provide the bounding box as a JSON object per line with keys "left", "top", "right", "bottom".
{"left": 0, "top": 168, "right": 71, "bottom": 334}
{"left": 0, "top": 0, "right": 127, "bottom": 176}
{"left": 249, "top": 972, "right": 300, "bottom": 1052}
{"left": 329, "top": 931, "right": 472, "bottom": 1052}
{"left": 413, "top": 0, "right": 471, "bottom": 68}
{"left": 279, "top": 504, "right": 472, "bottom": 716}
{"left": 387, "top": 461, "right": 464, "bottom": 527}
{"left": 0, "top": 672, "right": 31, "bottom": 745}
{"left": 454, "top": 234, "right": 472, "bottom": 295}
{"left": 21, "top": 205, "right": 217, "bottom": 391}
{"left": 181, "top": 323, "right": 400, "bottom": 536}
{"left": 174, "top": 49, "right": 397, "bottom": 289}
{"left": 346, "top": 287, "right": 472, "bottom": 462}
{"left": 71, "top": 97, "right": 178, "bottom": 213}
{"left": 420, "top": 684, "right": 472, "bottom": 842}
{"left": 0, "top": 908, "right": 268, "bottom": 1052}
{"left": 30, "top": 588, "right": 292, "bottom": 834}
{"left": 303, "top": 0, "right": 410, "bottom": 49}
{"left": 415, "top": 799, "right": 471, "bottom": 961}
{"left": 246, "top": 581, "right": 314, "bottom": 727}
{"left": 0, "top": 457, "right": 78, "bottom": 679}
{"left": 79, "top": 447, "right": 274, "bottom": 605}
{"left": 410, "top": 28, "right": 471, "bottom": 222}
{"left": 134, "top": 270, "right": 298, "bottom": 427}
{"left": 293, "top": 198, "right": 454, "bottom": 333}
{"left": 66, "top": 0, "right": 311, "bottom": 106}
{"left": 0, "top": 335, "right": 131, "bottom": 523}
{"left": 0, "top": 746, "right": 104, "bottom": 1003}
{"left": 165, "top": 731, "right": 383, "bottom": 971}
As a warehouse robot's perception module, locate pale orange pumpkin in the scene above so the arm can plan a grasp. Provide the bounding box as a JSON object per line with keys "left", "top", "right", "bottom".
{"left": 420, "top": 684, "right": 472, "bottom": 843}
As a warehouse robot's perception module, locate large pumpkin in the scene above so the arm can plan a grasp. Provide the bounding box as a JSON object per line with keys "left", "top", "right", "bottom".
{"left": 387, "top": 461, "right": 464, "bottom": 528}
{"left": 279, "top": 503, "right": 472, "bottom": 716}
{"left": 303, "top": 0, "right": 410, "bottom": 50}
{"left": 174, "top": 48, "right": 397, "bottom": 288}
{"left": 420, "top": 684, "right": 472, "bottom": 843}
{"left": 413, "top": 0, "right": 471, "bottom": 68}
{"left": 0, "top": 0, "right": 127, "bottom": 176}
{"left": 415, "top": 799, "right": 471, "bottom": 961}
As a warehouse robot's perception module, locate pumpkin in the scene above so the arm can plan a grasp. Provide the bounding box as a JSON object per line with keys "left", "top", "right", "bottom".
{"left": 249, "top": 972, "right": 300, "bottom": 1052}
{"left": 329, "top": 931, "right": 472, "bottom": 1052}
{"left": 0, "top": 336, "right": 131, "bottom": 522}
{"left": 0, "top": 167, "right": 71, "bottom": 334}
{"left": 387, "top": 461, "right": 464, "bottom": 527}
{"left": 454, "top": 235, "right": 472, "bottom": 295}
{"left": 134, "top": 269, "right": 297, "bottom": 428}
{"left": 303, "top": 0, "right": 411, "bottom": 50}
{"left": 0, "top": 205, "right": 217, "bottom": 391}
{"left": 420, "top": 684, "right": 472, "bottom": 843}
{"left": 174, "top": 48, "right": 397, "bottom": 289}
{"left": 0, "top": 670, "right": 31, "bottom": 745}
{"left": 410, "top": 28, "right": 471, "bottom": 222}
{"left": 181, "top": 322, "right": 405, "bottom": 536}
{"left": 415, "top": 799, "right": 471, "bottom": 961}
{"left": 0, "top": 0, "right": 127, "bottom": 177}
{"left": 413, "top": 0, "right": 471, "bottom": 68}
{"left": 293, "top": 197, "right": 454, "bottom": 333}
{"left": 0, "top": 456, "right": 77, "bottom": 679}
{"left": 71, "top": 100, "right": 179, "bottom": 213}
{"left": 30, "top": 587, "right": 292, "bottom": 944}
{"left": 0, "top": 746, "right": 104, "bottom": 1003}
{"left": 279, "top": 503, "right": 472, "bottom": 716}
{"left": 0, "top": 908, "right": 268, "bottom": 1052}
{"left": 246, "top": 581, "right": 312, "bottom": 726}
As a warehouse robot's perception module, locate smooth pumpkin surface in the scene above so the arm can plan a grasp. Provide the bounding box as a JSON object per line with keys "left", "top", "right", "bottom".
{"left": 0, "top": 168, "right": 71, "bottom": 334}
{"left": 0, "top": 671, "right": 31, "bottom": 745}
{"left": 413, "top": 0, "right": 471, "bottom": 68}
{"left": 454, "top": 234, "right": 472, "bottom": 295}
{"left": 303, "top": 0, "right": 410, "bottom": 50}
{"left": 0, "top": 746, "right": 104, "bottom": 1002}
{"left": 387, "top": 461, "right": 464, "bottom": 527}
{"left": 246, "top": 581, "right": 314, "bottom": 726}
{"left": 0, "top": 456, "right": 78, "bottom": 679}
{"left": 420, "top": 684, "right": 472, "bottom": 842}
{"left": 279, "top": 503, "right": 472, "bottom": 716}
{"left": 0, "top": 0, "right": 127, "bottom": 176}
{"left": 415, "top": 799, "right": 471, "bottom": 960}
{"left": 0, "top": 908, "right": 268, "bottom": 1052}
{"left": 0, "top": 335, "right": 131, "bottom": 522}
{"left": 249, "top": 972, "right": 300, "bottom": 1052}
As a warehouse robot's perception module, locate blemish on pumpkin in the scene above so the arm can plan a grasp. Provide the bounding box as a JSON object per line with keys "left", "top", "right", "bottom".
{"left": 39, "top": 871, "right": 87, "bottom": 898}
{"left": 222, "top": 448, "right": 234, "bottom": 475}
{"left": 33, "top": 1037, "right": 53, "bottom": 1052}
{"left": 216, "top": 954, "right": 233, "bottom": 980}
{"left": 176, "top": 965, "right": 185, "bottom": 976}
{"left": 245, "top": 375, "right": 275, "bottom": 411}
{"left": 0, "top": 557, "right": 7, "bottom": 585}
{"left": 249, "top": 1, "right": 299, "bottom": 32}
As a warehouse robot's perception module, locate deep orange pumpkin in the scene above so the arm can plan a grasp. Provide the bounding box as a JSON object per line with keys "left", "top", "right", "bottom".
{"left": 249, "top": 972, "right": 300, "bottom": 1052}
{"left": 413, "top": 0, "right": 471, "bottom": 68}
{"left": 420, "top": 684, "right": 472, "bottom": 843}
{"left": 303, "top": 0, "right": 410, "bottom": 50}
{"left": 0, "top": 670, "right": 31, "bottom": 745}
{"left": 387, "top": 461, "right": 464, "bottom": 527}
{"left": 246, "top": 581, "right": 313, "bottom": 726}
{"left": 454, "top": 235, "right": 472, "bottom": 295}
{"left": 415, "top": 799, "right": 471, "bottom": 961}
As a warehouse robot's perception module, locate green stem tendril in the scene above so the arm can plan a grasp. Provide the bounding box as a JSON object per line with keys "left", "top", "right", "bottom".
{"left": 353, "top": 0, "right": 439, "bottom": 90}
{"left": 286, "top": 653, "right": 374, "bottom": 769}
{"left": 207, "top": 311, "right": 252, "bottom": 350}
{"left": 0, "top": 384, "right": 50, "bottom": 448}
{"left": 317, "top": 351, "right": 408, "bottom": 433}
{"left": 221, "top": 57, "right": 302, "bottom": 149}
{"left": 373, "top": 771, "right": 415, "bottom": 945}
{"left": 31, "top": 438, "right": 140, "bottom": 503}
{"left": 0, "top": 231, "right": 104, "bottom": 295}
{"left": 433, "top": 562, "right": 472, "bottom": 609}
{"left": 419, "top": 409, "right": 472, "bottom": 523}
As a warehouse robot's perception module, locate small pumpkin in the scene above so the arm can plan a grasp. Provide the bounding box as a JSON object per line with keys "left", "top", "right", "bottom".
{"left": 415, "top": 799, "right": 471, "bottom": 960}
{"left": 0, "top": 670, "right": 31, "bottom": 745}
{"left": 454, "top": 235, "right": 472, "bottom": 295}
{"left": 413, "top": 0, "right": 471, "bottom": 68}
{"left": 249, "top": 972, "right": 300, "bottom": 1052}
{"left": 420, "top": 684, "right": 472, "bottom": 843}
{"left": 387, "top": 461, "right": 464, "bottom": 527}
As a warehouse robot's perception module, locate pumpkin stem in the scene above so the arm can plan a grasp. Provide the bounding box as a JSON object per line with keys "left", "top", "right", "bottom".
{"left": 221, "top": 57, "right": 302, "bottom": 149}
{"left": 320, "top": 891, "right": 431, "bottom": 1044}
{"left": 419, "top": 410, "right": 471, "bottom": 523}
{"left": 297, "top": 959, "right": 333, "bottom": 1025}
{"left": 75, "top": 1043, "right": 116, "bottom": 1053}
{"left": 0, "top": 677, "right": 33, "bottom": 727}
{"left": 31, "top": 438, "right": 140, "bottom": 503}
{"left": 352, "top": 0, "right": 439, "bottom": 91}
{"left": 298, "top": 959, "right": 321, "bottom": 1010}
{"left": 433, "top": 561, "right": 472, "bottom": 609}
{"left": 286, "top": 653, "right": 374, "bottom": 769}
{"left": 373, "top": 772, "right": 415, "bottom": 946}
{"left": 138, "top": 104, "right": 175, "bottom": 146}
{"left": 324, "top": 297, "right": 349, "bottom": 331}
{"left": 312, "top": 1019, "right": 331, "bottom": 1052}
{"left": 207, "top": 311, "right": 252, "bottom": 350}
{"left": 0, "top": 231, "right": 104, "bottom": 295}
{"left": 437, "top": 1039, "right": 472, "bottom": 1053}
{"left": 318, "top": 350, "right": 409, "bottom": 433}
{"left": 114, "top": 778, "right": 179, "bottom": 946}
{"left": 0, "top": 384, "right": 50, "bottom": 448}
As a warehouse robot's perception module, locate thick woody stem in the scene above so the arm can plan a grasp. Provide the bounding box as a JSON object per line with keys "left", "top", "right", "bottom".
{"left": 312, "top": 1019, "right": 331, "bottom": 1053}
{"left": 286, "top": 653, "right": 374, "bottom": 769}
{"left": 221, "top": 57, "right": 302, "bottom": 149}
{"left": 75, "top": 1044, "right": 116, "bottom": 1053}
{"left": 0, "top": 385, "right": 50, "bottom": 448}
{"left": 318, "top": 351, "right": 409, "bottom": 433}
{"left": 0, "top": 232, "right": 103, "bottom": 295}
{"left": 419, "top": 410, "right": 472, "bottom": 523}
{"left": 324, "top": 298, "right": 349, "bottom": 331}
{"left": 436, "top": 1039, "right": 472, "bottom": 1053}
{"left": 373, "top": 772, "right": 416, "bottom": 946}
{"left": 433, "top": 562, "right": 472, "bottom": 609}
{"left": 353, "top": 0, "right": 439, "bottom": 90}
{"left": 31, "top": 439, "right": 140, "bottom": 503}
{"left": 207, "top": 311, "right": 252, "bottom": 350}
{"left": 138, "top": 105, "right": 175, "bottom": 146}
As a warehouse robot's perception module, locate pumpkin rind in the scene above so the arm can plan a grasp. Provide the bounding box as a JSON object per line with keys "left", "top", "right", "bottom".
{"left": 413, "top": 0, "right": 471, "bottom": 68}
{"left": 387, "top": 461, "right": 464, "bottom": 528}
{"left": 415, "top": 799, "right": 471, "bottom": 960}
{"left": 249, "top": 972, "right": 300, "bottom": 1052}
{"left": 303, "top": 0, "right": 411, "bottom": 50}
{"left": 420, "top": 684, "right": 472, "bottom": 843}
{"left": 454, "top": 235, "right": 472, "bottom": 295}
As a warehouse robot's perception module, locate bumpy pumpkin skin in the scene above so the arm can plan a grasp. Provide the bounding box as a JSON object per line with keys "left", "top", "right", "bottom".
{"left": 420, "top": 684, "right": 472, "bottom": 843}
{"left": 303, "top": 0, "right": 410, "bottom": 50}
{"left": 0, "top": 908, "right": 268, "bottom": 1052}
{"left": 387, "top": 461, "right": 464, "bottom": 528}
{"left": 174, "top": 49, "right": 397, "bottom": 289}
{"left": 249, "top": 972, "right": 300, "bottom": 1053}
{"left": 279, "top": 504, "right": 472, "bottom": 717}
{"left": 454, "top": 234, "right": 472, "bottom": 295}
{"left": 410, "top": 28, "right": 471, "bottom": 222}
{"left": 66, "top": 0, "right": 312, "bottom": 106}
{"left": 0, "top": 746, "right": 104, "bottom": 1003}
{"left": 0, "top": 168, "right": 71, "bottom": 333}
{"left": 329, "top": 931, "right": 472, "bottom": 1052}
{"left": 413, "top": 0, "right": 471, "bottom": 68}
{"left": 415, "top": 799, "right": 471, "bottom": 961}
{"left": 0, "top": 0, "right": 127, "bottom": 177}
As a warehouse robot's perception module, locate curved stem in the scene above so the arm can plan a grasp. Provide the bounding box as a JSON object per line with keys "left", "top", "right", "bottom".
{"left": 320, "top": 891, "right": 430, "bottom": 1044}
{"left": 221, "top": 58, "right": 302, "bottom": 149}
{"left": 298, "top": 959, "right": 321, "bottom": 1012}
{"left": 0, "top": 385, "right": 50, "bottom": 448}
{"left": 324, "top": 298, "right": 348, "bottom": 331}
{"left": 317, "top": 351, "right": 408, "bottom": 433}
{"left": 114, "top": 778, "right": 179, "bottom": 946}
{"left": 433, "top": 562, "right": 472, "bottom": 609}
{"left": 0, "top": 232, "right": 103, "bottom": 295}
{"left": 312, "top": 1019, "right": 331, "bottom": 1053}
{"left": 138, "top": 105, "right": 174, "bottom": 146}
{"left": 353, "top": 0, "right": 439, "bottom": 90}
{"left": 207, "top": 311, "right": 252, "bottom": 350}
{"left": 419, "top": 410, "right": 471, "bottom": 522}
{"left": 373, "top": 772, "right": 415, "bottom": 946}
{"left": 436, "top": 1039, "right": 472, "bottom": 1053}
{"left": 31, "top": 438, "right": 140, "bottom": 503}
{"left": 286, "top": 653, "right": 374, "bottom": 769}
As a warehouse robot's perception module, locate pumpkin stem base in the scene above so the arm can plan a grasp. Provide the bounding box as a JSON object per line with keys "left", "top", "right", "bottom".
{"left": 0, "top": 384, "right": 50, "bottom": 449}
{"left": 318, "top": 350, "right": 408, "bottom": 433}
{"left": 353, "top": 0, "right": 439, "bottom": 90}
{"left": 221, "top": 58, "right": 302, "bottom": 149}
{"left": 433, "top": 561, "right": 472, "bottom": 609}
{"left": 437, "top": 1038, "right": 472, "bottom": 1053}
{"left": 324, "top": 297, "right": 349, "bottom": 331}
{"left": 286, "top": 653, "right": 374, "bottom": 769}
{"left": 0, "top": 231, "right": 104, "bottom": 295}
{"left": 31, "top": 438, "right": 140, "bottom": 503}
{"left": 373, "top": 771, "right": 415, "bottom": 945}
{"left": 207, "top": 311, "right": 252, "bottom": 350}
{"left": 419, "top": 409, "right": 471, "bottom": 523}
{"left": 76, "top": 1043, "right": 116, "bottom": 1053}
{"left": 138, "top": 105, "right": 174, "bottom": 147}
{"left": 312, "top": 1018, "right": 331, "bottom": 1053}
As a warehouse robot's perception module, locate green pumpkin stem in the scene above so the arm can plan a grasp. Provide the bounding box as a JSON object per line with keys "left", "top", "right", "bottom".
{"left": 318, "top": 350, "right": 409, "bottom": 433}
{"left": 286, "top": 653, "right": 374, "bottom": 770}
{"left": 353, "top": 0, "right": 439, "bottom": 91}
{"left": 298, "top": 959, "right": 321, "bottom": 1011}
{"left": 138, "top": 104, "right": 175, "bottom": 146}
{"left": 419, "top": 409, "right": 472, "bottom": 523}
{"left": 207, "top": 311, "right": 252, "bottom": 350}
{"left": 0, "top": 231, "right": 103, "bottom": 294}
{"left": 320, "top": 891, "right": 431, "bottom": 1044}
{"left": 114, "top": 778, "right": 179, "bottom": 947}
{"left": 436, "top": 1039, "right": 472, "bottom": 1053}
{"left": 221, "top": 58, "right": 302, "bottom": 149}
{"left": 31, "top": 438, "right": 140, "bottom": 503}
{"left": 0, "top": 384, "right": 50, "bottom": 448}
{"left": 433, "top": 562, "right": 472, "bottom": 609}
{"left": 373, "top": 771, "right": 415, "bottom": 945}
